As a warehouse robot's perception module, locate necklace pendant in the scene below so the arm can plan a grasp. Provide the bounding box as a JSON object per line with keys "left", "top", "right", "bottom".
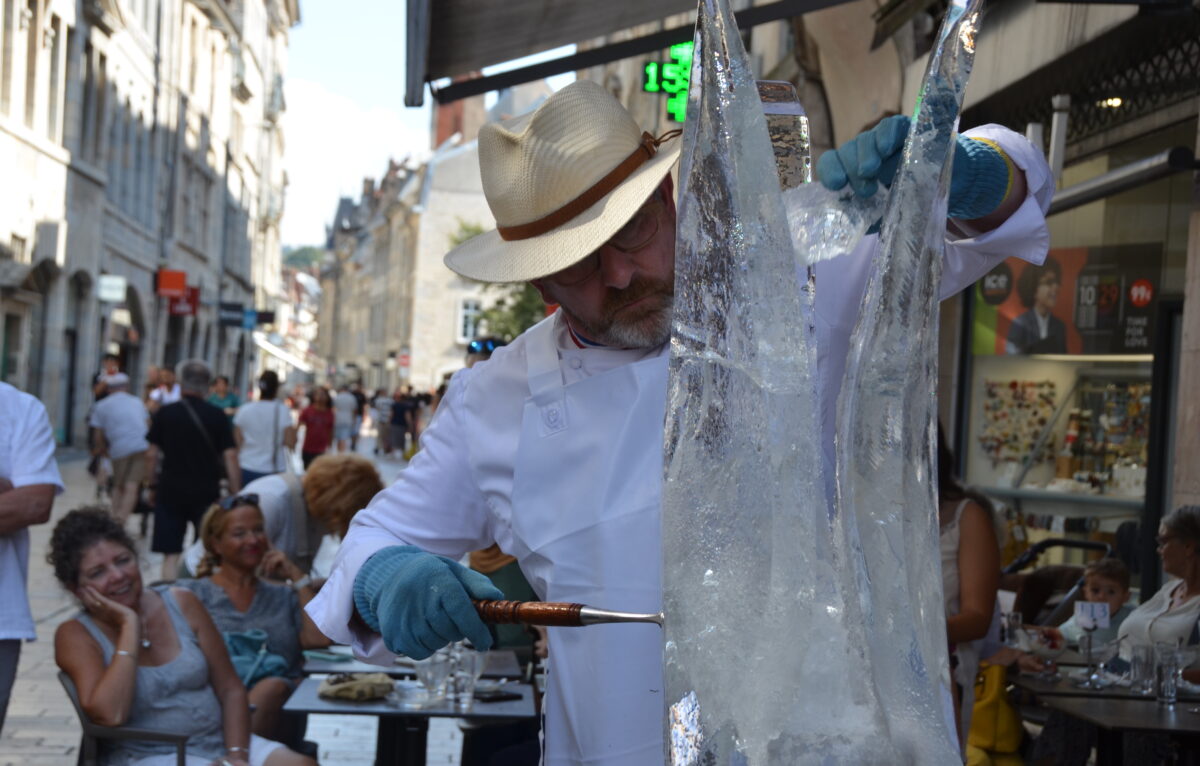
{"left": 141, "top": 638, "right": 151, "bottom": 649}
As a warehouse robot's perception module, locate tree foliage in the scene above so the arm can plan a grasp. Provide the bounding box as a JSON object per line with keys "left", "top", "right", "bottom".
{"left": 283, "top": 246, "right": 327, "bottom": 269}
{"left": 449, "top": 219, "right": 486, "bottom": 248}
{"left": 479, "top": 283, "right": 547, "bottom": 341}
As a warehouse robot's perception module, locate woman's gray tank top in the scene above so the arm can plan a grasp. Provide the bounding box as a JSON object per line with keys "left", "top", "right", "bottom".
{"left": 75, "top": 585, "right": 225, "bottom": 765}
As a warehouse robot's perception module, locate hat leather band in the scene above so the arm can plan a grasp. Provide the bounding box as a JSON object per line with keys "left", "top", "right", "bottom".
{"left": 497, "top": 129, "right": 681, "bottom": 242}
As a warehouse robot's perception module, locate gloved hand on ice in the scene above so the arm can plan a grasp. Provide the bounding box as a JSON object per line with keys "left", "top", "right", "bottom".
{"left": 816, "top": 111, "right": 1013, "bottom": 221}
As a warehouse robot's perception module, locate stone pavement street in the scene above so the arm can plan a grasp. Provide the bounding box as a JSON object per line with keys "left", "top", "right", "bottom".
{"left": 0, "top": 433, "right": 464, "bottom": 765}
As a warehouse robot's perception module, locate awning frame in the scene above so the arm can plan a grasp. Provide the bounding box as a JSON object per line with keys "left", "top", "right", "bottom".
{"left": 407, "top": 0, "right": 848, "bottom": 106}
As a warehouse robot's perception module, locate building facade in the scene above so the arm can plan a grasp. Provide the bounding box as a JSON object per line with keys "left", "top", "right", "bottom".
{"left": 0, "top": 0, "right": 299, "bottom": 445}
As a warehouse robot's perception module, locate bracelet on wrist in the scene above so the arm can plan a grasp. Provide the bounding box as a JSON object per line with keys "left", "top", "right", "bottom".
{"left": 287, "top": 574, "right": 312, "bottom": 592}
{"left": 226, "top": 745, "right": 249, "bottom": 754}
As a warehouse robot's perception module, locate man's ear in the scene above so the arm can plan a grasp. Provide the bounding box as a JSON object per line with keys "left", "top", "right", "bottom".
{"left": 659, "top": 175, "right": 677, "bottom": 221}
{"left": 530, "top": 279, "right": 555, "bottom": 306}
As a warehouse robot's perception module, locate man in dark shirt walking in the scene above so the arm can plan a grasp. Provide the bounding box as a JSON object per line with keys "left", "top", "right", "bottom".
{"left": 144, "top": 359, "right": 241, "bottom": 580}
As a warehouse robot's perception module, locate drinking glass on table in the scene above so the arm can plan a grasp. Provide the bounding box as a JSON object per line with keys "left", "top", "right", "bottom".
{"left": 1028, "top": 630, "right": 1067, "bottom": 682}
{"left": 449, "top": 643, "right": 483, "bottom": 712}
{"left": 1156, "top": 642, "right": 1180, "bottom": 707}
{"left": 414, "top": 649, "right": 452, "bottom": 702}
{"left": 1131, "top": 644, "right": 1155, "bottom": 695}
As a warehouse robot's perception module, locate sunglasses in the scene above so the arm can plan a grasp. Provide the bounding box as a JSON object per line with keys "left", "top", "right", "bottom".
{"left": 468, "top": 339, "right": 503, "bottom": 354}
{"left": 221, "top": 493, "right": 260, "bottom": 510}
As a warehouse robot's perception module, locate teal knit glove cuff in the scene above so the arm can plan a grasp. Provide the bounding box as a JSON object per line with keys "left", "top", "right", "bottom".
{"left": 352, "top": 545, "right": 416, "bottom": 633}
{"left": 949, "top": 136, "right": 1013, "bottom": 220}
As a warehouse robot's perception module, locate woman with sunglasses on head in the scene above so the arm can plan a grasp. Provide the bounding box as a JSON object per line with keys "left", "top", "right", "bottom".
{"left": 180, "top": 497, "right": 331, "bottom": 742}
{"left": 50, "top": 508, "right": 315, "bottom": 766}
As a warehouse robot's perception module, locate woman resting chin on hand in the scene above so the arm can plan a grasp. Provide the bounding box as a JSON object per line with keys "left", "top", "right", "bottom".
{"left": 50, "top": 508, "right": 315, "bottom": 766}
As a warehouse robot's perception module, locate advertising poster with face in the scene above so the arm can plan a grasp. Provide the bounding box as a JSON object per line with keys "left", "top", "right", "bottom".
{"left": 972, "top": 244, "right": 1162, "bottom": 355}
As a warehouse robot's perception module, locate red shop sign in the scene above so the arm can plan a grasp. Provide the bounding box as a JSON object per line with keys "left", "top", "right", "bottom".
{"left": 169, "top": 286, "right": 200, "bottom": 316}
{"left": 156, "top": 269, "right": 187, "bottom": 298}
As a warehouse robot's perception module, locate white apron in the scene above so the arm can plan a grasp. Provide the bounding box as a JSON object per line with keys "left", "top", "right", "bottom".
{"left": 508, "top": 319, "right": 667, "bottom": 765}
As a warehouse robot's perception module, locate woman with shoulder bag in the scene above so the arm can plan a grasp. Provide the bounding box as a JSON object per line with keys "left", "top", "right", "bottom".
{"left": 234, "top": 372, "right": 297, "bottom": 486}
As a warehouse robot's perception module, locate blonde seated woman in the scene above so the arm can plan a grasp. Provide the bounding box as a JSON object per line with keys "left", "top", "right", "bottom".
{"left": 50, "top": 508, "right": 315, "bottom": 766}
{"left": 180, "top": 496, "right": 332, "bottom": 741}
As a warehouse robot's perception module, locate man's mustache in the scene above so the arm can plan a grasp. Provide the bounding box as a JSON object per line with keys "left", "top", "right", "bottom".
{"left": 602, "top": 278, "right": 674, "bottom": 315}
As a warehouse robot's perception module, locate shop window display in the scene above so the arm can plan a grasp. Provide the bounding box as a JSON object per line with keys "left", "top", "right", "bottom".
{"left": 958, "top": 123, "right": 1192, "bottom": 576}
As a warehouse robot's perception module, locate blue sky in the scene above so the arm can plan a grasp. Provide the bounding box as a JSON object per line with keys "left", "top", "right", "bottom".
{"left": 281, "top": 0, "right": 573, "bottom": 247}
{"left": 282, "top": 0, "right": 430, "bottom": 247}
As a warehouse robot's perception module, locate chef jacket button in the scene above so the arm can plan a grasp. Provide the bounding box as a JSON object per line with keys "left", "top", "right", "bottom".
{"left": 569, "top": 357, "right": 583, "bottom": 370}
{"left": 545, "top": 408, "right": 560, "bottom": 425}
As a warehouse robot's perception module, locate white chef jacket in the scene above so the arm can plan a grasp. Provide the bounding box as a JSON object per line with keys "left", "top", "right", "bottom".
{"left": 308, "top": 124, "right": 1054, "bottom": 764}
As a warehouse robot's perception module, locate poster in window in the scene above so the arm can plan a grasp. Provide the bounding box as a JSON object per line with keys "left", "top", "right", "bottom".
{"left": 972, "top": 244, "right": 1161, "bottom": 356}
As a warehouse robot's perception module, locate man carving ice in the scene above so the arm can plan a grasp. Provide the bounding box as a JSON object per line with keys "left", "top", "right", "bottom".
{"left": 308, "top": 78, "right": 1053, "bottom": 765}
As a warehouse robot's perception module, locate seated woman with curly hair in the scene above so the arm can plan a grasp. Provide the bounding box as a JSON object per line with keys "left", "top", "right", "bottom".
{"left": 182, "top": 454, "right": 384, "bottom": 577}
{"left": 180, "top": 497, "right": 332, "bottom": 741}
{"left": 49, "top": 508, "right": 314, "bottom": 766}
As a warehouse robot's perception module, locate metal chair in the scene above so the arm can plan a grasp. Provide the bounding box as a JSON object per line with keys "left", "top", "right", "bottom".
{"left": 58, "top": 670, "right": 187, "bottom": 766}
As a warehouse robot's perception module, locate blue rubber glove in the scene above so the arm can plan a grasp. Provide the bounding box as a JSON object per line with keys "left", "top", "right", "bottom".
{"left": 817, "top": 114, "right": 1012, "bottom": 220}
{"left": 353, "top": 545, "right": 504, "bottom": 659}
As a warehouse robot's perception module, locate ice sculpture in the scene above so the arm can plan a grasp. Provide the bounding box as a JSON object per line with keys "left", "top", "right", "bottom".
{"left": 783, "top": 183, "right": 888, "bottom": 267}
{"left": 661, "top": 0, "right": 889, "bottom": 762}
{"left": 835, "top": 0, "right": 985, "bottom": 762}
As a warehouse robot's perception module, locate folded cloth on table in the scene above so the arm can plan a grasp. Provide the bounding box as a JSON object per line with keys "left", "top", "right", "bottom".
{"left": 318, "top": 672, "right": 394, "bottom": 701}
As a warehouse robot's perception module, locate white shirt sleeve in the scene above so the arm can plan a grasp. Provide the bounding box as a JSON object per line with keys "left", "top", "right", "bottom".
{"left": 306, "top": 371, "right": 493, "bottom": 660}
{"left": 15, "top": 395, "right": 64, "bottom": 493}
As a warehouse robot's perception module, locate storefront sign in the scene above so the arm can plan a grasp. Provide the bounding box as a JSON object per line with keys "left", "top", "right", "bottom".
{"left": 255, "top": 310, "right": 276, "bottom": 325}
{"left": 973, "top": 244, "right": 1162, "bottom": 356}
{"left": 218, "top": 302, "right": 245, "bottom": 327}
{"left": 242, "top": 309, "right": 257, "bottom": 330}
{"left": 168, "top": 286, "right": 200, "bottom": 316}
{"left": 156, "top": 269, "right": 187, "bottom": 298}
{"left": 97, "top": 274, "right": 127, "bottom": 303}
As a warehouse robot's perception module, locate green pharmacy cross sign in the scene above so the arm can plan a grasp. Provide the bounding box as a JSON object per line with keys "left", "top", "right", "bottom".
{"left": 642, "top": 42, "right": 693, "bottom": 123}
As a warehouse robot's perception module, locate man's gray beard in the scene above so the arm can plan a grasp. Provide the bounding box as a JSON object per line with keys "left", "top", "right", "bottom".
{"left": 599, "top": 299, "right": 673, "bottom": 349}
{"left": 563, "top": 288, "right": 674, "bottom": 349}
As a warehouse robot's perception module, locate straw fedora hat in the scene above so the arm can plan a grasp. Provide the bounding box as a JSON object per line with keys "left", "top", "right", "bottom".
{"left": 444, "top": 80, "right": 681, "bottom": 283}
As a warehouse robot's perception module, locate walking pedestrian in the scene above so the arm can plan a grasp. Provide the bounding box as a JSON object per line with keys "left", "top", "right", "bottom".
{"left": 331, "top": 385, "right": 357, "bottom": 454}
{"left": 350, "top": 383, "right": 367, "bottom": 452}
{"left": 234, "top": 370, "right": 297, "bottom": 485}
{"left": 388, "top": 388, "right": 414, "bottom": 459}
{"left": 371, "top": 388, "right": 393, "bottom": 455}
{"left": 207, "top": 374, "right": 242, "bottom": 421}
{"left": 87, "top": 353, "right": 122, "bottom": 501}
{"left": 145, "top": 360, "right": 241, "bottom": 581}
{"left": 147, "top": 366, "right": 181, "bottom": 414}
{"left": 298, "top": 387, "right": 334, "bottom": 468}
{"left": 87, "top": 373, "right": 150, "bottom": 524}
{"left": 0, "top": 382, "right": 63, "bottom": 735}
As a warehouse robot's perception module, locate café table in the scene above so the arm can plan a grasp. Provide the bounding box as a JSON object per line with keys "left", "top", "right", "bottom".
{"left": 1040, "top": 696, "right": 1200, "bottom": 766}
{"left": 1012, "top": 672, "right": 1200, "bottom": 702}
{"left": 302, "top": 647, "right": 523, "bottom": 679}
{"left": 284, "top": 676, "right": 536, "bottom": 766}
